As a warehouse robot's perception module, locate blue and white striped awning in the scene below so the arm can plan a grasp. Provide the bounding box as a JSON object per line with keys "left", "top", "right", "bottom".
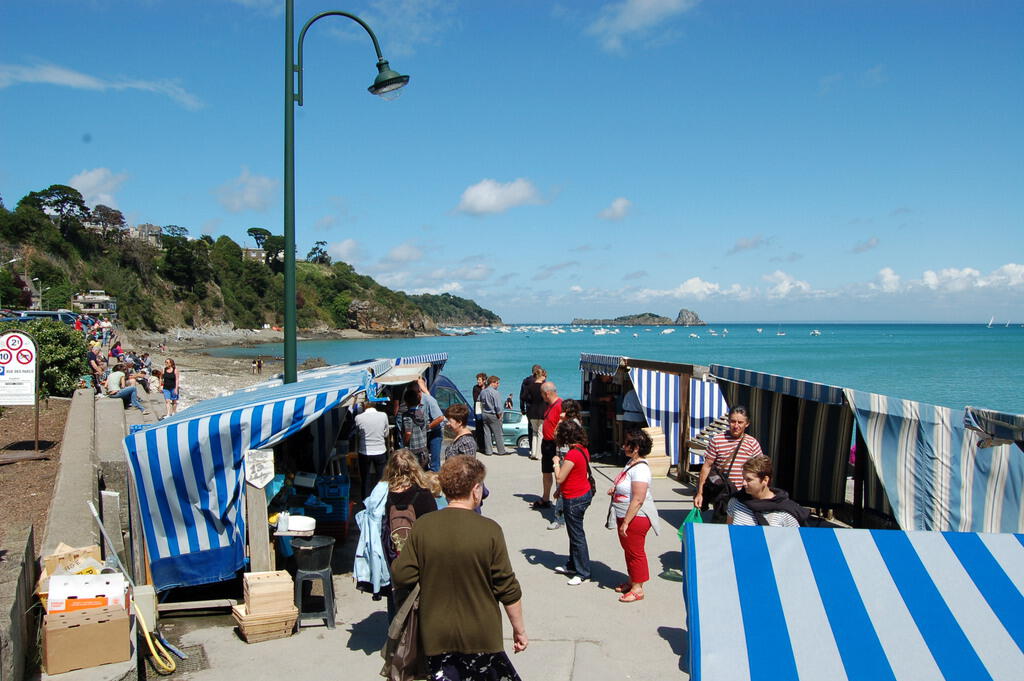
{"left": 628, "top": 368, "right": 681, "bottom": 465}
{"left": 684, "top": 523, "right": 1024, "bottom": 681}
{"left": 710, "top": 364, "right": 845, "bottom": 405}
{"left": 579, "top": 353, "right": 623, "bottom": 376}
{"left": 395, "top": 352, "right": 447, "bottom": 386}
{"left": 688, "top": 378, "right": 730, "bottom": 465}
{"left": 124, "top": 370, "right": 369, "bottom": 592}
{"left": 965, "top": 406, "right": 1024, "bottom": 448}
{"left": 846, "top": 389, "right": 1024, "bottom": 533}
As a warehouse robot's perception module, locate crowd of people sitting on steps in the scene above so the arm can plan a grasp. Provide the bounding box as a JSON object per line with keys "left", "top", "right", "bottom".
{"left": 84, "top": 321, "right": 181, "bottom": 421}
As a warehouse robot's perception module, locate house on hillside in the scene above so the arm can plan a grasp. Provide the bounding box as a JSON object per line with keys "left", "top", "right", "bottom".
{"left": 72, "top": 290, "right": 118, "bottom": 317}
{"left": 129, "top": 223, "right": 163, "bottom": 246}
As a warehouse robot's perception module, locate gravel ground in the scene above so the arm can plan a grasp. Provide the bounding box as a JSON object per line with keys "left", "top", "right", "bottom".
{"left": 0, "top": 400, "right": 71, "bottom": 553}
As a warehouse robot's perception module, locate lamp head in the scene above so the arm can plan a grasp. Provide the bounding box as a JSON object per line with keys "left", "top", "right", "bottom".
{"left": 368, "top": 59, "right": 409, "bottom": 100}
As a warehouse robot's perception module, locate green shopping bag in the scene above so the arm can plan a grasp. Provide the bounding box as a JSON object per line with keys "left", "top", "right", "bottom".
{"left": 677, "top": 507, "right": 704, "bottom": 541}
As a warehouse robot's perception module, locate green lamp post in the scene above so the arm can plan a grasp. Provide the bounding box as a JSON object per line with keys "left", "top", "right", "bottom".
{"left": 283, "top": 1, "right": 409, "bottom": 383}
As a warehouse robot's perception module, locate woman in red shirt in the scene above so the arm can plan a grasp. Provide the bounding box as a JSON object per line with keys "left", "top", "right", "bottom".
{"left": 551, "top": 420, "right": 595, "bottom": 586}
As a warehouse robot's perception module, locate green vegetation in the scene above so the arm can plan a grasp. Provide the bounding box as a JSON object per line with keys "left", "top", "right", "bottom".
{"left": 408, "top": 293, "right": 502, "bottom": 326}
{"left": 0, "top": 184, "right": 501, "bottom": 333}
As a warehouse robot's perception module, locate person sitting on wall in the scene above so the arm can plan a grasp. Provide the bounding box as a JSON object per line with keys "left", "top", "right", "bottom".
{"left": 727, "top": 456, "right": 810, "bottom": 527}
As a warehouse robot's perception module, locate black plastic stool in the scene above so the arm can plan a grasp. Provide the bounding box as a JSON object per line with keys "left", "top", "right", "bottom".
{"left": 292, "top": 536, "right": 336, "bottom": 629}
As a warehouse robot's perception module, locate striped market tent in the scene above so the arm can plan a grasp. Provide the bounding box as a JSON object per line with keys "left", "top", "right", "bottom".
{"left": 965, "top": 406, "right": 1024, "bottom": 449}
{"left": 394, "top": 352, "right": 447, "bottom": 386}
{"left": 688, "top": 377, "right": 729, "bottom": 465}
{"left": 578, "top": 353, "right": 622, "bottom": 383}
{"left": 846, "top": 389, "right": 1024, "bottom": 533}
{"left": 711, "top": 365, "right": 854, "bottom": 509}
{"left": 628, "top": 367, "right": 681, "bottom": 464}
{"left": 684, "top": 523, "right": 1024, "bottom": 681}
{"left": 124, "top": 369, "right": 370, "bottom": 592}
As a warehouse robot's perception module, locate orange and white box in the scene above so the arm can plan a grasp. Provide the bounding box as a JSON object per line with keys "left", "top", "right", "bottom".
{"left": 46, "top": 573, "right": 130, "bottom": 614}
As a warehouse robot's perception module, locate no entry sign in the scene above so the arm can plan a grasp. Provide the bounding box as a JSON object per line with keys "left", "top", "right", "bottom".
{"left": 0, "top": 331, "right": 37, "bottom": 406}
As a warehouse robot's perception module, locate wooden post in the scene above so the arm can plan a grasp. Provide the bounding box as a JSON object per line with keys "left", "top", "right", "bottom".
{"left": 245, "top": 483, "right": 272, "bottom": 572}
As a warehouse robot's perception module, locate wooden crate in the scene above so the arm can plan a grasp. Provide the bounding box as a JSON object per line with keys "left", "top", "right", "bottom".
{"left": 243, "top": 571, "right": 294, "bottom": 615}
{"left": 232, "top": 604, "right": 298, "bottom": 643}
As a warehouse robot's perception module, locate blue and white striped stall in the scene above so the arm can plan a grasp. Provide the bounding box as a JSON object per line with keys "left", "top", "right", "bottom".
{"left": 124, "top": 369, "right": 370, "bottom": 592}
{"left": 688, "top": 377, "right": 729, "bottom": 465}
{"left": 628, "top": 367, "right": 682, "bottom": 464}
{"left": 710, "top": 364, "right": 845, "bottom": 405}
{"left": 394, "top": 352, "right": 448, "bottom": 386}
{"left": 846, "top": 389, "right": 1024, "bottom": 534}
{"left": 684, "top": 523, "right": 1024, "bottom": 681}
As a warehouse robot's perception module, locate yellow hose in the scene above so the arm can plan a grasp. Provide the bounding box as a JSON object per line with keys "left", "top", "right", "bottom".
{"left": 134, "top": 603, "right": 176, "bottom": 674}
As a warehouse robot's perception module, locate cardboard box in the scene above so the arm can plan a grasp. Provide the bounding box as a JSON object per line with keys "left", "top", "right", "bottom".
{"left": 47, "top": 573, "right": 129, "bottom": 614}
{"left": 43, "top": 544, "right": 103, "bottom": 576}
{"left": 43, "top": 606, "right": 130, "bottom": 674}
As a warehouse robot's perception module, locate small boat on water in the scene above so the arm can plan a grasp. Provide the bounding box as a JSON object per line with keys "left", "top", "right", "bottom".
{"left": 776, "top": 330, "right": 786, "bottom": 337}
{"left": 756, "top": 328, "right": 763, "bottom": 334}
{"left": 689, "top": 333, "right": 700, "bottom": 339}
{"left": 661, "top": 328, "right": 675, "bottom": 335}
{"left": 987, "top": 316, "right": 995, "bottom": 328}
{"left": 810, "top": 329, "right": 822, "bottom": 336}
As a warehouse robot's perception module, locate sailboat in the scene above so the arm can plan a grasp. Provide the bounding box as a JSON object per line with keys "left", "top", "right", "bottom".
{"left": 987, "top": 316, "right": 995, "bottom": 328}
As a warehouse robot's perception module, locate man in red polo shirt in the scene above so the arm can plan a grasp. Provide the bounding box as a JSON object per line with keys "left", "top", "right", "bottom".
{"left": 531, "top": 381, "right": 562, "bottom": 510}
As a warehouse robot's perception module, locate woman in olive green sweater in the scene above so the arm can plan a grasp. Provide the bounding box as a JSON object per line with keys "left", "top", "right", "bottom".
{"left": 391, "top": 456, "right": 528, "bottom": 681}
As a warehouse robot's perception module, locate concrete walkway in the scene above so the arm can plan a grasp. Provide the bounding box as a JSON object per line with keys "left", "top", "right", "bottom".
{"left": 174, "top": 451, "right": 695, "bottom": 681}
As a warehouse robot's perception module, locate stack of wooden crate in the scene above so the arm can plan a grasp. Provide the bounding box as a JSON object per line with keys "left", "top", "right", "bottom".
{"left": 643, "top": 426, "right": 671, "bottom": 478}
{"left": 232, "top": 571, "right": 298, "bottom": 643}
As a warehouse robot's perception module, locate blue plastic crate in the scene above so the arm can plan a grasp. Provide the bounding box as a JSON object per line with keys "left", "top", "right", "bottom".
{"left": 316, "top": 475, "right": 350, "bottom": 502}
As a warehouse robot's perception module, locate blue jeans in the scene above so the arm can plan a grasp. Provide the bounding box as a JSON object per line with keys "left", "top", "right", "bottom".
{"left": 427, "top": 430, "right": 443, "bottom": 472}
{"left": 563, "top": 490, "right": 593, "bottom": 579}
{"left": 111, "top": 386, "right": 145, "bottom": 412}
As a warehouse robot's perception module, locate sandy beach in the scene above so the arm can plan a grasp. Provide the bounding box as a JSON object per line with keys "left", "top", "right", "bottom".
{"left": 117, "top": 324, "right": 427, "bottom": 410}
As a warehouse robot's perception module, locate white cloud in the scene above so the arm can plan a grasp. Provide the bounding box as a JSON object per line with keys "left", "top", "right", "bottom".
{"left": 0, "top": 62, "right": 202, "bottom": 110}
{"left": 635, "top": 276, "right": 734, "bottom": 302}
{"left": 727, "top": 235, "right": 767, "bottom": 255}
{"left": 852, "top": 236, "right": 879, "bottom": 254}
{"left": 921, "top": 267, "right": 983, "bottom": 292}
{"left": 216, "top": 167, "right": 277, "bottom": 213}
{"left": 986, "top": 263, "right": 1024, "bottom": 287}
{"left": 569, "top": 285, "right": 584, "bottom": 293}
{"left": 587, "top": 0, "right": 700, "bottom": 52}
{"left": 358, "top": 0, "right": 458, "bottom": 57}
{"left": 69, "top": 168, "right": 128, "bottom": 208}
{"left": 375, "top": 271, "right": 411, "bottom": 288}
{"left": 762, "top": 270, "right": 812, "bottom": 299}
{"left": 456, "top": 178, "right": 542, "bottom": 215}
{"left": 873, "top": 267, "right": 901, "bottom": 293}
{"left": 328, "top": 238, "right": 361, "bottom": 263}
{"left": 386, "top": 241, "right": 423, "bottom": 263}
{"left": 409, "top": 282, "right": 463, "bottom": 295}
{"left": 598, "top": 197, "right": 632, "bottom": 221}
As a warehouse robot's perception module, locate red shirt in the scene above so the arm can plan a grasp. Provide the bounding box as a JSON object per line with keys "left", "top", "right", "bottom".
{"left": 560, "top": 445, "right": 591, "bottom": 499}
{"left": 542, "top": 398, "right": 563, "bottom": 441}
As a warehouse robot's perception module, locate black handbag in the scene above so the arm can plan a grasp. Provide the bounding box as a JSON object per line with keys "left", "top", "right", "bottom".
{"left": 700, "top": 435, "right": 745, "bottom": 514}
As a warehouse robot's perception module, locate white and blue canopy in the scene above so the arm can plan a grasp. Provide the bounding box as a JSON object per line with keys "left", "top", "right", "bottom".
{"left": 124, "top": 367, "right": 371, "bottom": 592}
{"left": 684, "top": 523, "right": 1024, "bottom": 681}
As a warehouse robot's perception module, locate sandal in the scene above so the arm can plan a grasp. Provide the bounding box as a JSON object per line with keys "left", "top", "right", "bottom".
{"left": 614, "top": 583, "right": 632, "bottom": 593}
{"left": 618, "top": 591, "right": 644, "bottom": 603}
{"left": 530, "top": 500, "right": 552, "bottom": 509}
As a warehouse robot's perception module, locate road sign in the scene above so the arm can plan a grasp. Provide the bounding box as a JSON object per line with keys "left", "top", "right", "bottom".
{"left": 0, "top": 331, "right": 37, "bottom": 406}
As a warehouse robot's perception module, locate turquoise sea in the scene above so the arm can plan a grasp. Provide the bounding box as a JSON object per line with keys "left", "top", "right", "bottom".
{"left": 208, "top": 323, "right": 1024, "bottom": 414}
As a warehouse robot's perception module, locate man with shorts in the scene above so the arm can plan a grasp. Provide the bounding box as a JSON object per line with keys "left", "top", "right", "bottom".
{"left": 531, "top": 381, "right": 562, "bottom": 509}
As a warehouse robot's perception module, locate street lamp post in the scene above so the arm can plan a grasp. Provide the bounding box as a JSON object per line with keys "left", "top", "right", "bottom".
{"left": 283, "top": 1, "right": 409, "bottom": 383}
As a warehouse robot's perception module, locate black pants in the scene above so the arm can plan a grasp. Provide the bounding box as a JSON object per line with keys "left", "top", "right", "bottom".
{"left": 358, "top": 453, "right": 387, "bottom": 501}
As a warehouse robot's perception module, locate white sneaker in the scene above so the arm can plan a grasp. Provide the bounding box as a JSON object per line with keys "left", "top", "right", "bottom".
{"left": 547, "top": 520, "right": 563, "bottom": 530}
{"left": 554, "top": 565, "right": 575, "bottom": 575}
{"left": 567, "top": 576, "right": 585, "bottom": 586}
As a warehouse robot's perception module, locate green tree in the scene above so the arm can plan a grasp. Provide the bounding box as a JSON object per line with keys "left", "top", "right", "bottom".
{"left": 263, "top": 235, "right": 285, "bottom": 274}
{"left": 18, "top": 185, "right": 89, "bottom": 241}
{"left": 247, "top": 227, "right": 271, "bottom": 249}
{"left": 92, "top": 204, "right": 126, "bottom": 240}
{"left": 163, "top": 224, "right": 188, "bottom": 239}
{"left": 306, "top": 240, "right": 331, "bottom": 265}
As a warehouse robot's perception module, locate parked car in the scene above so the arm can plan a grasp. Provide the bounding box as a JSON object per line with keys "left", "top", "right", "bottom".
{"left": 430, "top": 374, "right": 476, "bottom": 430}
{"left": 12, "top": 310, "right": 78, "bottom": 325}
{"left": 500, "top": 410, "right": 530, "bottom": 450}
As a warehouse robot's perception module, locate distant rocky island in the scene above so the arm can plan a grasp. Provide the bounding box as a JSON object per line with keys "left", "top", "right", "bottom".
{"left": 571, "top": 309, "right": 706, "bottom": 326}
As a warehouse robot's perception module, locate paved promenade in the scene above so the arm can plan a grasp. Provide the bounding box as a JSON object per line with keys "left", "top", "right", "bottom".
{"left": 175, "top": 450, "right": 694, "bottom": 681}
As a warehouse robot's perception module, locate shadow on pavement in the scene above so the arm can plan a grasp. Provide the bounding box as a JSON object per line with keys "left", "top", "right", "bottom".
{"left": 657, "top": 625, "right": 690, "bottom": 673}
{"left": 519, "top": 547, "right": 624, "bottom": 590}
{"left": 346, "top": 609, "right": 389, "bottom": 654}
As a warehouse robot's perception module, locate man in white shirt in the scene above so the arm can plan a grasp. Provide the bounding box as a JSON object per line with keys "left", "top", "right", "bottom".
{"left": 355, "top": 402, "right": 390, "bottom": 501}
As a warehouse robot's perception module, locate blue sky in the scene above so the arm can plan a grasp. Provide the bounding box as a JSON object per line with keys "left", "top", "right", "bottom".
{"left": 2, "top": 0, "right": 1021, "bottom": 323}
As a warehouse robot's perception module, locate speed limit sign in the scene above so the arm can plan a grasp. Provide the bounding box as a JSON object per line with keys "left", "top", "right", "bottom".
{"left": 0, "top": 331, "right": 37, "bottom": 406}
